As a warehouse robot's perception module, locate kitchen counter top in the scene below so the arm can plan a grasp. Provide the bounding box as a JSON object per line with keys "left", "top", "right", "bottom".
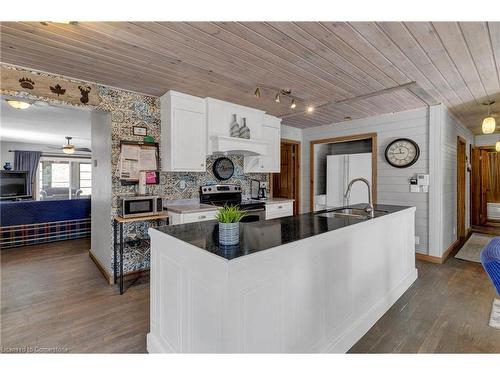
{"left": 164, "top": 202, "right": 218, "bottom": 214}
{"left": 154, "top": 204, "right": 411, "bottom": 261}
{"left": 147, "top": 203, "right": 417, "bottom": 353}
{"left": 263, "top": 198, "right": 294, "bottom": 204}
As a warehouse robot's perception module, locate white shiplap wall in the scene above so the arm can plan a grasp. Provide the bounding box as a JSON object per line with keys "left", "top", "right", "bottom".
{"left": 300, "top": 107, "right": 430, "bottom": 254}
{"left": 439, "top": 106, "right": 474, "bottom": 253}
{"left": 281, "top": 124, "right": 302, "bottom": 142}
{"left": 474, "top": 134, "right": 500, "bottom": 147}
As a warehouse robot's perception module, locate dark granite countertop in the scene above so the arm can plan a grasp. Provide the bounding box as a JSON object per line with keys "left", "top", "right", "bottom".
{"left": 153, "top": 204, "right": 412, "bottom": 261}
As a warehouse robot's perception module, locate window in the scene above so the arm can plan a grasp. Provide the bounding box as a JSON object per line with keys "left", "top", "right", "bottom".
{"left": 38, "top": 158, "right": 91, "bottom": 200}
{"left": 79, "top": 163, "right": 92, "bottom": 196}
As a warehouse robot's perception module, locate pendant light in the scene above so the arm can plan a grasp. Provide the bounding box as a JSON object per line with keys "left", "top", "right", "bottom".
{"left": 496, "top": 140, "right": 500, "bottom": 152}
{"left": 482, "top": 100, "right": 496, "bottom": 134}
{"left": 254, "top": 87, "right": 261, "bottom": 99}
{"left": 290, "top": 99, "right": 296, "bottom": 109}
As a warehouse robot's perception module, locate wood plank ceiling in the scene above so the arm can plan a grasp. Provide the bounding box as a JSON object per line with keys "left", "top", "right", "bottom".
{"left": 1, "top": 22, "right": 499, "bottom": 133}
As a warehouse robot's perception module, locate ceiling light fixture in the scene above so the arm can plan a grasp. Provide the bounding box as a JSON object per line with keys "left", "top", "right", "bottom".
{"left": 307, "top": 105, "right": 314, "bottom": 113}
{"left": 40, "top": 21, "right": 77, "bottom": 26}
{"left": 496, "top": 140, "right": 500, "bottom": 152}
{"left": 254, "top": 87, "right": 261, "bottom": 99}
{"left": 6, "top": 99, "right": 31, "bottom": 110}
{"left": 63, "top": 136, "right": 76, "bottom": 155}
{"left": 275, "top": 92, "right": 281, "bottom": 103}
{"left": 344, "top": 116, "right": 352, "bottom": 121}
{"left": 482, "top": 100, "right": 496, "bottom": 134}
{"left": 290, "top": 99, "right": 296, "bottom": 109}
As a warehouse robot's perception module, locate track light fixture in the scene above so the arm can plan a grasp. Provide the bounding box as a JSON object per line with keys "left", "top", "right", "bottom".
{"left": 274, "top": 92, "right": 281, "bottom": 103}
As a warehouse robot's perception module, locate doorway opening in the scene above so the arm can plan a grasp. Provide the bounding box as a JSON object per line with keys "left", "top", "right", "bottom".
{"left": 471, "top": 144, "right": 500, "bottom": 236}
{"left": 457, "top": 136, "right": 466, "bottom": 242}
{"left": 271, "top": 139, "right": 301, "bottom": 215}
{"left": 309, "top": 133, "right": 377, "bottom": 212}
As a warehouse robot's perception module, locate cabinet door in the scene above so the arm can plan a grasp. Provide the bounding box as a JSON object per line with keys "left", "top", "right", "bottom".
{"left": 244, "top": 125, "right": 280, "bottom": 173}
{"left": 346, "top": 153, "right": 372, "bottom": 205}
{"left": 260, "top": 126, "right": 280, "bottom": 172}
{"left": 172, "top": 107, "right": 206, "bottom": 171}
{"left": 326, "top": 155, "right": 346, "bottom": 208}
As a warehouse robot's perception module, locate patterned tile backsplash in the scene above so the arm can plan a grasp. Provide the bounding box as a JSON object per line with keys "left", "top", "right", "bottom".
{"left": 160, "top": 155, "right": 268, "bottom": 200}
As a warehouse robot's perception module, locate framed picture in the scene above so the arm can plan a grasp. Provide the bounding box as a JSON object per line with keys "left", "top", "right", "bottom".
{"left": 132, "top": 126, "right": 147, "bottom": 136}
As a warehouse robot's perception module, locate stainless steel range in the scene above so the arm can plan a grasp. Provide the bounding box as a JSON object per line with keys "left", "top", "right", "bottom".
{"left": 200, "top": 184, "right": 265, "bottom": 222}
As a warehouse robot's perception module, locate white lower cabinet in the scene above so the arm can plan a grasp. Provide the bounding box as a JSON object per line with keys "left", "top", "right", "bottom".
{"left": 168, "top": 210, "right": 218, "bottom": 225}
{"left": 265, "top": 201, "right": 293, "bottom": 220}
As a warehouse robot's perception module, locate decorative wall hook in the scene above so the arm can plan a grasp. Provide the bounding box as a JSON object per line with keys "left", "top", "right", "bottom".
{"left": 19, "top": 77, "right": 35, "bottom": 89}
{"left": 50, "top": 83, "right": 66, "bottom": 96}
{"left": 78, "top": 85, "right": 91, "bottom": 104}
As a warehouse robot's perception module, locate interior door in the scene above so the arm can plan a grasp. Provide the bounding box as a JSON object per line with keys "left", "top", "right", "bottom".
{"left": 272, "top": 141, "right": 299, "bottom": 215}
{"left": 471, "top": 148, "right": 488, "bottom": 226}
{"left": 457, "top": 138, "right": 466, "bottom": 240}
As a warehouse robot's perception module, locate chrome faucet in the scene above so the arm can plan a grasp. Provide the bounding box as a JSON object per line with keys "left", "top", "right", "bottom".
{"left": 344, "top": 178, "right": 374, "bottom": 217}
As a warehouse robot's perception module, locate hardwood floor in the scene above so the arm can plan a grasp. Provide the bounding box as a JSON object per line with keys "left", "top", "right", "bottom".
{"left": 2, "top": 238, "right": 499, "bottom": 353}
{"left": 1, "top": 238, "right": 149, "bottom": 353}
{"left": 350, "top": 256, "right": 500, "bottom": 353}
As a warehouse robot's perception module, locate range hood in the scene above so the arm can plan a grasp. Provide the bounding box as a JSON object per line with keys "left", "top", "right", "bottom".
{"left": 211, "top": 135, "right": 268, "bottom": 156}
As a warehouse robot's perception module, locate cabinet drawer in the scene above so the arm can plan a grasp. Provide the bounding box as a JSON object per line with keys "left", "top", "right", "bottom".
{"left": 181, "top": 210, "right": 218, "bottom": 224}
{"left": 265, "top": 202, "right": 293, "bottom": 220}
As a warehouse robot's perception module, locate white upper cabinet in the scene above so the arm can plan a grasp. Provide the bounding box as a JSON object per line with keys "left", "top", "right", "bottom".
{"left": 244, "top": 115, "right": 281, "bottom": 173}
{"left": 161, "top": 91, "right": 281, "bottom": 173}
{"left": 161, "top": 91, "right": 207, "bottom": 172}
{"left": 206, "top": 98, "right": 264, "bottom": 154}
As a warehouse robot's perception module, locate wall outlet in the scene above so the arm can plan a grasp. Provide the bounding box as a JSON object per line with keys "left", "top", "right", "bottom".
{"left": 415, "top": 236, "right": 420, "bottom": 245}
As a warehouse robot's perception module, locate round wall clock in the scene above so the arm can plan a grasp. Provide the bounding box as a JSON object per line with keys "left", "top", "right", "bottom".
{"left": 384, "top": 138, "right": 420, "bottom": 168}
{"left": 213, "top": 157, "right": 235, "bottom": 180}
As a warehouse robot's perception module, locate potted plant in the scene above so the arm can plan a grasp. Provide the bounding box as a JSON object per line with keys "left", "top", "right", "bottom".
{"left": 216, "top": 205, "right": 246, "bottom": 245}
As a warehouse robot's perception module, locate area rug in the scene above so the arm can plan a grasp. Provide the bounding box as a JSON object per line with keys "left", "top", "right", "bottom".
{"left": 455, "top": 233, "right": 496, "bottom": 263}
{"left": 489, "top": 299, "right": 500, "bottom": 329}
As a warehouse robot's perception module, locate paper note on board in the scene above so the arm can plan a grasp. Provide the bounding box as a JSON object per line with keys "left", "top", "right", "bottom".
{"left": 138, "top": 147, "right": 157, "bottom": 171}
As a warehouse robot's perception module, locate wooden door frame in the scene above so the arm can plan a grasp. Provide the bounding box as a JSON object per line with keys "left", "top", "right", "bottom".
{"left": 270, "top": 138, "right": 301, "bottom": 215}
{"left": 456, "top": 136, "right": 466, "bottom": 241}
{"left": 309, "top": 132, "right": 377, "bottom": 212}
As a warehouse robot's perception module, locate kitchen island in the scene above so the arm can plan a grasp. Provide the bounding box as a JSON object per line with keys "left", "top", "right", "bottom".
{"left": 147, "top": 204, "right": 417, "bottom": 353}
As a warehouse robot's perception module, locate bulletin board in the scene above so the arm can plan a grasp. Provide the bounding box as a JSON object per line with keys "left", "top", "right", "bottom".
{"left": 117, "top": 141, "right": 159, "bottom": 185}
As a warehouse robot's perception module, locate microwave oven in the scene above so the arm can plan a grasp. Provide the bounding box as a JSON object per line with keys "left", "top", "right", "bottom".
{"left": 119, "top": 195, "right": 163, "bottom": 218}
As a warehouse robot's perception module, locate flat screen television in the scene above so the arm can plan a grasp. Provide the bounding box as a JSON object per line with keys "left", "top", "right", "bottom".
{"left": 0, "top": 171, "right": 30, "bottom": 200}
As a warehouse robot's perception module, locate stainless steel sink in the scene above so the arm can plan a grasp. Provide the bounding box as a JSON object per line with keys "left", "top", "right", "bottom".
{"left": 316, "top": 207, "right": 388, "bottom": 219}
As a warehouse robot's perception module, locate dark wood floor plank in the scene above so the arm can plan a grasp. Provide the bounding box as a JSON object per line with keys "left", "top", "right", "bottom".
{"left": 1, "top": 239, "right": 149, "bottom": 353}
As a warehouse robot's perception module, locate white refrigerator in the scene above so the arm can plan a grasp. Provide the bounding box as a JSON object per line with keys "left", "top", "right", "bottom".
{"left": 326, "top": 153, "right": 372, "bottom": 208}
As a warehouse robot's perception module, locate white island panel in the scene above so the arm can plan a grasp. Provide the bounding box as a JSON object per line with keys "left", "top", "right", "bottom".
{"left": 147, "top": 206, "right": 416, "bottom": 353}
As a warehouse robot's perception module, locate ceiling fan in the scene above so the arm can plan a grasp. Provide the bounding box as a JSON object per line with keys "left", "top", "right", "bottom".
{"left": 49, "top": 136, "right": 91, "bottom": 154}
